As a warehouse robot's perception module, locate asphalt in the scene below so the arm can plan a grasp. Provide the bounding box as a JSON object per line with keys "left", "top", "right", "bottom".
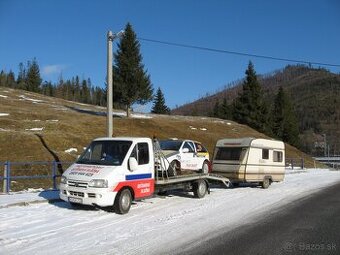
{"left": 177, "top": 182, "right": 340, "bottom": 255}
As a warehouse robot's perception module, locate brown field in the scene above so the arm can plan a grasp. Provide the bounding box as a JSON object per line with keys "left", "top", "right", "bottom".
{"left": 0, "top": 87, "right": 319, "bottom": 170}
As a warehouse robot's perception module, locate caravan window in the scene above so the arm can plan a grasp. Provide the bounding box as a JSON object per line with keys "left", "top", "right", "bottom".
{"left": 273, "top": 151, "right": 283, "bottom": 162}
{"left": 215, "top": 147, "right": 243, "bottom": 161}
{"left": 262, "top": 149, "right": 269, "bottom": 159}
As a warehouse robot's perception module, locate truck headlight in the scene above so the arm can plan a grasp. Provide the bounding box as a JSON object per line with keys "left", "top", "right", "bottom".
{"left": 60, "top": 176, "right": 67, "bottom": 184}
{"left": 89, "top": 179, "right": 108, "bottom": 188}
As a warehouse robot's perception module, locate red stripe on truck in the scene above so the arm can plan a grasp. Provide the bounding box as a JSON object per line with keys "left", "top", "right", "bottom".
{"left": 114, "top": 179, "right": 155, "bottom": 198}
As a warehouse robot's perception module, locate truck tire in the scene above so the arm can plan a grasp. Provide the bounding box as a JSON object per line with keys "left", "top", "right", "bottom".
{"left": 261, "top": 177, "right": 271, "bottom": 189}
{"left": 114, "top": 188, "right": 132, "bottom": 214}
{"left": 193, "top": 180, "right": 207, "bottom": 198}
{"left": 201, "top": 161, "right": 209, "bottom": 174}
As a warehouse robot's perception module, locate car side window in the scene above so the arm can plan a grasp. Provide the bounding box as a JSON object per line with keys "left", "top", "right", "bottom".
{"left": 183, "top": 142, "right": 195, "bottom": 153}
{"left": 195, "top": 142, "right": 207, "bottom": 153}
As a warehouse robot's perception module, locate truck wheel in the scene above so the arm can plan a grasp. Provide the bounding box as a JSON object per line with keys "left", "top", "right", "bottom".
{"left": 201, "top": 161, "right": 209, "bottom": 174}
{"left": 261, "top": 178, "right": 271, "bottom": 189}
{"left": 114, "top": 189, "right": 132, "bottom": 214}
{"left": 193, "top": 180, "right": 207, "bottom": 198}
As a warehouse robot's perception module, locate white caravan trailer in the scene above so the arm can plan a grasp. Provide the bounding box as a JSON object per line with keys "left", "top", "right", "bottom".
{"left": 212, "top": 137, "right": 285, "bottom": 188}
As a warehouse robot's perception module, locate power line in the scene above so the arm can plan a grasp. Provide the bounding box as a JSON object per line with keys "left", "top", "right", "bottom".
{"left": 138, "top": 37, "right": 340, "bottom": 68}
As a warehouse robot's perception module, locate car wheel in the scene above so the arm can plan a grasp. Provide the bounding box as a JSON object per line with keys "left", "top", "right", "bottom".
{"left": 201, "top": 161, "right": 209, "bottom": 174}
{"left": 169, "top": 161, "right": 179, "bottom": 177}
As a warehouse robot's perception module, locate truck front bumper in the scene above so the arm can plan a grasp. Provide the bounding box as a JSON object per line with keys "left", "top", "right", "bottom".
{"left": 59, "top": 184, "right": 117, "bottom": 207}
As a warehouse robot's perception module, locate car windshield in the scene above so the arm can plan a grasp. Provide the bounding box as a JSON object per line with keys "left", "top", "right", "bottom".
{"left": 77, "top": 140, "right": 132, "bottom": 166}
{"left": 159, "top": 140, "right": 183, "bottom": 151}
{"left": 214, "top": 147, "right": 246, "bottom": 161}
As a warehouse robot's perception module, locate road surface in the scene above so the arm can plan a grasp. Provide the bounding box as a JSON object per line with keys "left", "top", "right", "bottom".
{"left": 178, "top": 181, "right": 340, "bottom": 255}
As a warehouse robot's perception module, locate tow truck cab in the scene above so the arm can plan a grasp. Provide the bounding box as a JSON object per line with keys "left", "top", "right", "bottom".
{"left": 59, "top": 137, "right": 155, "bottom": 213}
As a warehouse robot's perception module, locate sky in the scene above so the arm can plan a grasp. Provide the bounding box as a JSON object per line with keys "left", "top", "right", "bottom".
{"left": 0, "top": 0, "right": 340, "bottom": 111}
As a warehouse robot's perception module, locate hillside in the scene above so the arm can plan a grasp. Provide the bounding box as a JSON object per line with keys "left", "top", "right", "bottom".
{"left": 0, "top": 87, "right": 315, "bottom": 169}
{"left": 172, "top": 65, "right": 340, "bottom": 155}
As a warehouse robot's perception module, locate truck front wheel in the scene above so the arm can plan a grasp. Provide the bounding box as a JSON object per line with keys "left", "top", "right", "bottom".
{"left": 193, "top": 180, "right": 207, "bottom": 198}
{"left": 114, "top": 189, "right": 132, "bottom": 214}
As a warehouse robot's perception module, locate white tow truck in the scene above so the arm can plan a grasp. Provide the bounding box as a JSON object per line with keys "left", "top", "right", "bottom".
{"left": 60, "top": 137, "right": 230, "bottom": 214}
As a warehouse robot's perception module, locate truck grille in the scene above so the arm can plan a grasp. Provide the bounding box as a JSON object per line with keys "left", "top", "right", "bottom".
{"left": 68, "top": 180, "right": 88, "bottom": 188}
{"left": 69, "top": 191, "right": 85, "bottom": 197}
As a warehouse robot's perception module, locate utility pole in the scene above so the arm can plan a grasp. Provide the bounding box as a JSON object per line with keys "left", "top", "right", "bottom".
{"left": 106, "top": 30, "right": 124, "bottom": 137}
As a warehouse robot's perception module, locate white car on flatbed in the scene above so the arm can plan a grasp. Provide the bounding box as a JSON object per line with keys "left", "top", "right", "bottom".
{"left": 159, "top": 139, "right": 211, "bottom": 175}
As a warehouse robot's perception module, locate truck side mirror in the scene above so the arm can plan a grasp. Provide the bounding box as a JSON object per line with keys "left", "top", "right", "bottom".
{"left": 128, "top": 157, "right": 138, "bottom": 171}
{"left": 182, "top": 148, "right": 190, "bottom": 153}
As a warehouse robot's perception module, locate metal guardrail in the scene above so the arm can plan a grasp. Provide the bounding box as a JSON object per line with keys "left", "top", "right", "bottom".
{"left": 285, "top": 158, "right": 305, "bottom": 170}
{"left": 0, "top": 161, "right": 73, "bottom": 193}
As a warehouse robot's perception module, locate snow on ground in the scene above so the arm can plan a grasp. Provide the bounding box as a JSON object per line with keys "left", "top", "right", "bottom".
{"left": 0, "top": 169, "right": 340, "bottom": 255}
{"left": 0, "top": 95, "right": 8, "bottom": 98}
{"left": 25, "top": 127, "right": 44, "bottom": 131}
{"left": 64, "top": 148, "right": 78, "bottom": 153}
{"left": 18, "top": 95, "right": 43, "bottom": 103}
{"left": 0, "top": 113, "right": 9, "bottom": 116}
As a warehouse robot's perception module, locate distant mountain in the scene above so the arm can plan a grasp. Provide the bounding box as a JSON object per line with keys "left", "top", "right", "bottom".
{"left": 172, "top": 65, "right": 340, "bottom": 156}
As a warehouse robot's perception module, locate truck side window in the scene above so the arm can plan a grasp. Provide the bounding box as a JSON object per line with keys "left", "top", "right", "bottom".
{"left": 262, "top": 149, "right": 269, "bottom": 160}
{"left": 273, "top": 151, "right": 283, "bottom": 162}
{"left": 138, "top": 143, "right": 149, "bottom": 165}
{"left": 183, "top": 142, "right": 195, "bottom": 153}
{"left": 130, "top": 143, "right": 149, "bottom": 165}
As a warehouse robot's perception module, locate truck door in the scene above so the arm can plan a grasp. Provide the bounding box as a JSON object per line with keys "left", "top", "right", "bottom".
{"left": 125, "top": 142, "right": 154, "bottom": 198}
{"left": 181, "top": 141, "right": 198, "bottom": 170}
{"left": 129, "top": 142, "right": 153, "bottom": 174}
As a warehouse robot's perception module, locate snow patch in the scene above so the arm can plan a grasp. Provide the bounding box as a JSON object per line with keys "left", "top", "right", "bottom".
{"left": 25, "top": 127, "right": 44, "bottom": 131}
{"left": 0, "top": 94, "right": 8, "bottom": 98}
{"left": 65, "top": 148, "right": 78, "bottom": 153}
{"left": 0, "top": 113, "right": 9, "bottom": 116}
{"left": 47, "top": 119, "right": 59, "bottom": 122}
{"left": 19, "top": 95, "right": 43, "bottom": 103}
{"left": 200, "top": 128, "right": 207, "bottom": 131}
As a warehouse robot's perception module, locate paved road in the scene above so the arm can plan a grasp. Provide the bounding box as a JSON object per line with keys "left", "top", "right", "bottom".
{"left": 177, "top": 182, "right": 340, "bottom": 255}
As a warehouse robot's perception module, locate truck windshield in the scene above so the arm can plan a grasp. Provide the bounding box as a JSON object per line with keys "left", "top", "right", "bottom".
{"left": 214, "top": 147, "right": 245, "bottom": 161}
{"left": 159, "top": 140, "right": 182, "bottom": 151}
{"left": 77, "top": 140, "right": 132, "bottom": 166}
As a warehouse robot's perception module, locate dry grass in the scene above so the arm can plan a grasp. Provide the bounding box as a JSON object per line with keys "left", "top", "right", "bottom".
{"left": 0, "top": 87, "right": 319, "bottom": 168}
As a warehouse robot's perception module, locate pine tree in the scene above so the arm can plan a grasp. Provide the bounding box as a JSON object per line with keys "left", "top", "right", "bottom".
{"left": 26, "top": 58, "right": 42, "bottom": 92}
{"left": 7, "top": 70, "right": 16, "bottom": 88}
{"left": 17, "top": 62, "right": 27, "bottom": 90}
{"left": 212, "top": 101, "right": 221, "bottom": 118}
{"left": 232, "top": 61, "right": 270, "bottom": 134}
{"left": 113, "top": 22, "right": 153, "bottom": 117}
{"left": 151, "top": 87, "right": 170, "bottom": 114}
{"left": 0, "top": 70, "right": 6, "bottom": 87}
{"left": 273, "top": 86, "right": 300, "bottom": 146}
{"left": 220, "top": 97, "right": 231, "bottom": 119}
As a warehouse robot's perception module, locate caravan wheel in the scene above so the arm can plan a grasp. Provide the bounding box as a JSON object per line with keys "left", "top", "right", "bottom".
{"left": 261, "top": 177, "right": 271, "bottom": 189}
